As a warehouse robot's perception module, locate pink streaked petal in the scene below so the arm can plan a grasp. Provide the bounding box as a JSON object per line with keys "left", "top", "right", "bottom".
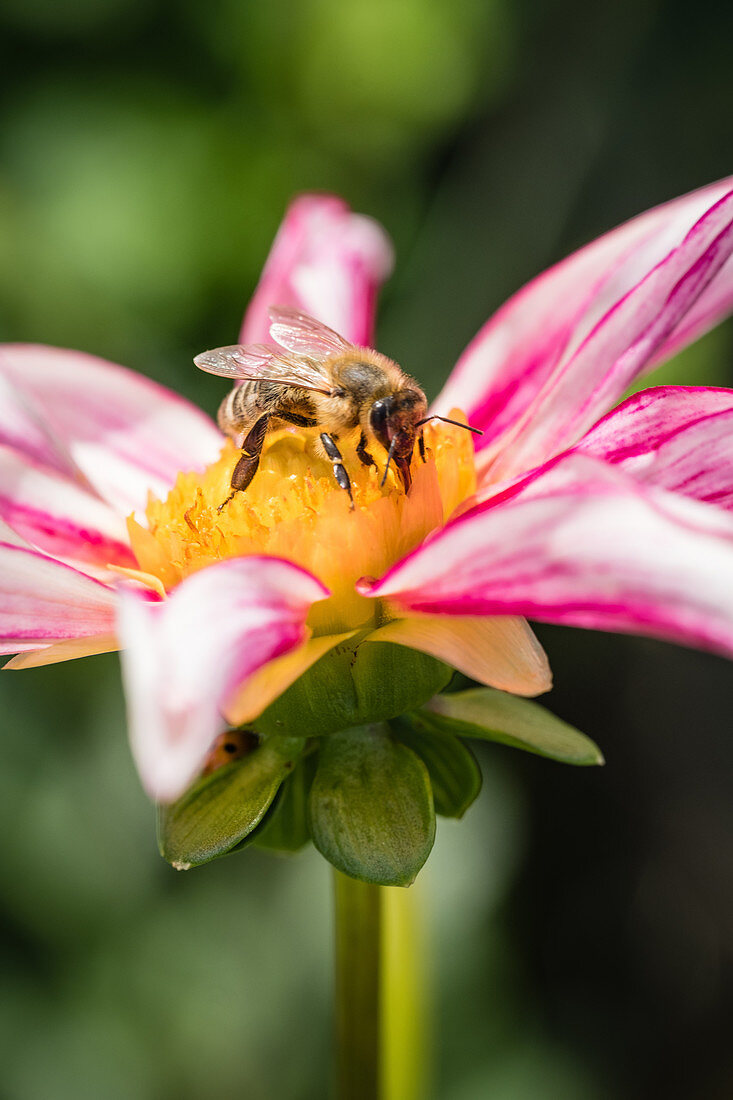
{"left": 0, "top": 371, "right": 76, "bottom": 479}
{"left": 358, "top": 454, "right": 733, "bottom": 658}
{"left": 363, "top": 615, "right": 551, "bottom": 696}
{"left": 240, "top": 194, "right": 394, "bottom": 347}
{"left": 649, "top": 254, "right": 733, "bottom": 366}
{"left": 485, "top": 188, "right": 733, "bottom": 482}
{"left": 471, "top": 387, "right": 733, "bottom": 513}
{"left": 434, "top": 176, "right": 733, "bottom": 452}
{"left": 0, "top": 641, "right": 57, "bottom": 656}
{"left": 0, "top": 542, "right": 117, "bottom": 647}
{"left": 575, "top": 386, "right": 733, "bottom": 507}
{"left": 3, "top": 634, "right": 119, "bottom": 669}
{"left": 117, "top": 556, "right": 328, "bottom": 803}
{"left": 616, "top": 409, "right": 733, "bottom": 508}
{"left": 0, "top": 515, "right": 31, "bottom": 548}
{"left": 0, "top": 445, "right": 136, "bottom": 568}
{"left": 573, "top": 386, "right": 733, "bottom": 465}
{"left": 0, "top": 345, "right": 223, "bottom": 515}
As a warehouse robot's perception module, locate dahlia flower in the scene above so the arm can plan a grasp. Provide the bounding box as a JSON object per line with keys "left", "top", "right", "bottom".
{"left": 2, "top": 183, "right": 733, "bottom": 879}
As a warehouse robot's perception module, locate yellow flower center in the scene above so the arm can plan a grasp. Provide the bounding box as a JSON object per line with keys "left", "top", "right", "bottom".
{"left": 128, "top": 414, "right": 476, "bottom": 635}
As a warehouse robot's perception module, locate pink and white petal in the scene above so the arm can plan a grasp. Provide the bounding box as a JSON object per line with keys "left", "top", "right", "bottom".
{"left": 0, "top": 542, "right": 118, "bottom": 650}
{"left": 0, "top": 515, "right": 31, "bottom": 548}
{"left": 358, "top": 454, "right": 733, "bottom": 658}
{"left": 433, "top": 176, "right": 733, "bottom": 452}
{"left": 363, "top": 615, "right": 551, "bottom": 696}
{"left": 0, "top": 371, "right": 77, "bottom": 479}
{"left": 0, "top": 642, "right": 59, "bottom": 656}
{"left": 0, "top": 445, "right": 136, "bottom": 568}
{"left": 575, "top": 386, "right": 733, "bottom": 507}
{"left": 117, "top": 556, "right": 328, "bottom": 803}
{"left": 4, "top": 634, "right": 119, "bottom": 669}
{"left": 573, "top": 386, "right": 733, "bottom": 466}
{"left": 649, "top": 253, "right": 733, "bottom": 367}
{"left": 616, "top": 409, "right": 733, "bottom": 508}
{"left": 224, "top": 629, "right": 357, "bottom": 727}
{"left": 0, "top": 345, "right": 223, "bottom": 516}
{"left": 484, "top": 189, "right": 733, "bottom": 482}
{"left": 240, "top": 194, "right": 394, "bottom": 347}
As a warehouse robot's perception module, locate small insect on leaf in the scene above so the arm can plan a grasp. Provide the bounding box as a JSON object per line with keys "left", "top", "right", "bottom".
{"left": 202, "top": 729, "right": 259, "bottom": 776}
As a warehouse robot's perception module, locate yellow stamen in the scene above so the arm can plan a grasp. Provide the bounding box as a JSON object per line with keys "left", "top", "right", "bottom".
{"left": 128, "top": 414, "right": 476, "bottom": 636}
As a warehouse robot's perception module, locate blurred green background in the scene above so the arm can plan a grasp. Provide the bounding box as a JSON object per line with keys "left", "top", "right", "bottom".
{"left": 1, "top": 1, "right": 732, "bottom": 1097}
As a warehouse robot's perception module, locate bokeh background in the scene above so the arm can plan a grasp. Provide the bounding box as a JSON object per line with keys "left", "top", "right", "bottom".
{"left": 1, "top": 1, "right": 732, "bottom": 1097}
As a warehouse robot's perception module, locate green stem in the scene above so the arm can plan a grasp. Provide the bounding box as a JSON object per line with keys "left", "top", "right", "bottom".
{"left": 380, "top": 884, "right": 427, "bottom": 1100}
{"left": 333, "top": 870, "right": 382, "bottom": 1100}
{"left": 333, "top": 871, "right": 427, "bottom": 1100}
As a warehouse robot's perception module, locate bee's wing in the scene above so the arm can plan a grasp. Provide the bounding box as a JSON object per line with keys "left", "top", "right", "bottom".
{"left": 194, "top": 343, "right": 335, "bottom": 394}
{"left": 194, "top": 344, "right": 275, "bottom": 380}
{"left": 268, "top": 307, "right": 353, "bottom": 358}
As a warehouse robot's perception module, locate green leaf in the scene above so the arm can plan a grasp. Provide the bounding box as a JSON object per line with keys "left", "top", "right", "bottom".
{"left": 158, "top": 736, "right": 304, "bottom": 868}
{"left": 254, "top": 635, "right": 452, "bottom": 739}
{"left": 253, "top": 753, "right": 317, "bottom": 852}
{"left": 351, "top": 640, "right": 452, "bottom": 723}
{"left": 390, "top": 714, "right": 482, "bottom": 818}
{"left": 309, "top": 724, "right": 435, "bottom": 887}
{"left": 424, "top": 689, "right": 604, "bottom": 766}
{"left": 255, "top": 636, "right": 361, "bottom": 738}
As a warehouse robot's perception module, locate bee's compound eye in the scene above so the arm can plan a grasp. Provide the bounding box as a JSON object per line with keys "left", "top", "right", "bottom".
{"left": 369, "top": 397, "right": 393, "bottom": 449}
{"left": 370, "top": 399, "right": 388, "bottom": 428}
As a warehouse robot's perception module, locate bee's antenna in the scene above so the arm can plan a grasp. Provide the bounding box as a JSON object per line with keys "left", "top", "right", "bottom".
{"left": 415, "top": 415, "right": 483, "bottom": 436}
{"left": 380, "top": 435, "right": 399, "bottom": 487}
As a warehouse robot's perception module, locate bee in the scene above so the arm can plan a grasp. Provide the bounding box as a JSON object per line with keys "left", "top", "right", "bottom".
{"left": 194, "top": 307, "right": 479, "bottom": 508}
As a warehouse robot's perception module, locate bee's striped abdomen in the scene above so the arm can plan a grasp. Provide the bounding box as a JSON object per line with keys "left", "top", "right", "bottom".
{"left": 217, "top": 380, "right": 261, "bottom": 439}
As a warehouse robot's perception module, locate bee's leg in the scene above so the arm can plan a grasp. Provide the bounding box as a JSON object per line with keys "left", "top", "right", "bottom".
{"left": 232, "top": 415, "right": 270, "bottom": 490}
{"left": 320, "top": 432, "right": 354, "bottom": 509}
{"left": 218, "top": 414, "right": 270, "bottom": 511}
{"left": 418, "top": 429, "right": 426, "bottom": 463}
{"left": 356, "top": 431, "right": 376, "bottom": 469}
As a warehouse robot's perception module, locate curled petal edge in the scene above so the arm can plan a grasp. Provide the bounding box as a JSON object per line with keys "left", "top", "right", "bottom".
{"left": 117, "top": 556, "right": 328, "bottom": 803}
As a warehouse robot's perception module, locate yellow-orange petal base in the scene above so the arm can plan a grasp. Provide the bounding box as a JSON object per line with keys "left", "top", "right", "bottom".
{"left": 128, "top": 416, "right": 477, "bottom": 636}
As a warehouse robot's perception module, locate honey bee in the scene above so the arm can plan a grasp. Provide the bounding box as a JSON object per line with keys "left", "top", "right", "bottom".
{"left": 194, "top": 307, "right": 479, "bottom": 508}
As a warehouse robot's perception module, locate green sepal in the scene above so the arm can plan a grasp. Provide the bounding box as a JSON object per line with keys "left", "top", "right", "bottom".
{"left": 309, "top": 723, "right": 435, "bottom": 887}
{"left": 423, "top": 688, "right": 604, "bottom": 766}
{"left": 390, "top": 714, "right": 482, "bottom": 819}
{"left": 254, "top": 635, "right": 452, "bottom": 739}
{"left": 157, "top": 736, "right": 304, "bottom": 868}
{"left": 253, "top": 753, "right": 317, "bottom": 852}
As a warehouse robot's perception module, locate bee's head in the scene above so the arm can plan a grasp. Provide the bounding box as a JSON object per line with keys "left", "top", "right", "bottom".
{"left": 369, "top": 388, "right": 427, "bottom": 490}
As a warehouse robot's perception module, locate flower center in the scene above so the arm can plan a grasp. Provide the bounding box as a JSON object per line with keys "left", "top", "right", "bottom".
{"left": 128, "top": 415, "right": 476, "bottom": 634}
